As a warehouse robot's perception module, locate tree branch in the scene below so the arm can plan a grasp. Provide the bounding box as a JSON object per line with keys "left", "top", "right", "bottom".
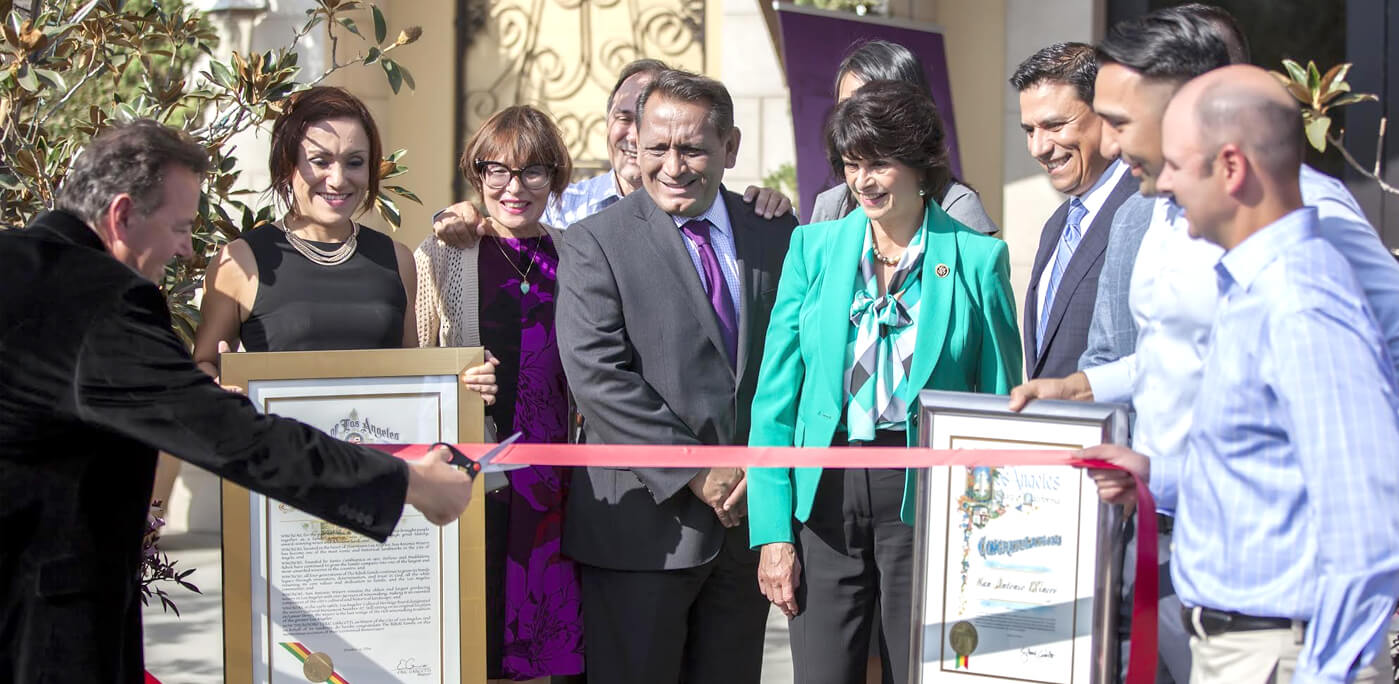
{"left": 307, "top": 41, "right": 407, "bottom": 87}
{"left": 34, "top": 61, "right": 107, "bottom": 129}
{"left": 1327, "top": 128, "right": 1399, "bottom": 196}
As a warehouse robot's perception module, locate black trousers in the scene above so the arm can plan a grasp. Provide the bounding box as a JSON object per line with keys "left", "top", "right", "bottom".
{"left": 579, "top": 539, "right": 768, "bottom": 684}
{"left": 790, "top": 465, "right": 914, "bottom": 684}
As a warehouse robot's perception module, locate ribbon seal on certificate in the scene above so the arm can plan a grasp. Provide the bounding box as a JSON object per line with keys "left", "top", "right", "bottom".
{"left": 303, "top": 651, "right": 334, "bottom": 682}
{"left": 949, "top": 621, "right": 978, "bottom": 669}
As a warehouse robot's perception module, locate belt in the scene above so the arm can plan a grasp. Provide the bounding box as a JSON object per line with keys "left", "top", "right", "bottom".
{"left": 1180, "top": 605, "right": 1303, "bottom": 639}
{"left": 835, "top": 429, "right": 906, "bottom": 447}
{"left": 1156, "top": 513, "right": 1174, "bottom": 537}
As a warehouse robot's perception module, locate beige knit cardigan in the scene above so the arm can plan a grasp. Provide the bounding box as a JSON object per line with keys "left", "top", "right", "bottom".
{"left": 412, "top": 226, "right": 563, "bottom": 349}
{"left": 414, "top": 226, "right": 563, "bottom": 443}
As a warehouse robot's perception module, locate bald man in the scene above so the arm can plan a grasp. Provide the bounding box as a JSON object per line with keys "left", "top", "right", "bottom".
{"left": 1085, "top": 65, "right": 1399, "bottom": 684}
{"left": 1009, "top": 8, "right": 1399, "bottom": 681}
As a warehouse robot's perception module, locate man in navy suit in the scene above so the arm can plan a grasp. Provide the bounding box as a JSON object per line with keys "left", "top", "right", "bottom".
{"left": 1011, "top": 42, "right": 1139, "bottom": 379}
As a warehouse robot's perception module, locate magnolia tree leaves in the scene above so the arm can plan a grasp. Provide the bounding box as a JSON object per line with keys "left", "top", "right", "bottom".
{"left": 1, "top": 0, "right": 425, "bottom": 350}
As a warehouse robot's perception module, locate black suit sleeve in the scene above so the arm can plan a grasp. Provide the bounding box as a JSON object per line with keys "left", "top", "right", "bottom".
{"left": 556, "top": 222, "right": 702, "bottom": 503}
{"left": 73, "top": 283, "right": 408, "bottom": 542}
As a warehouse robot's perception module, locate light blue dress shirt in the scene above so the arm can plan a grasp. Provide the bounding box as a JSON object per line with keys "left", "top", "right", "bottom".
{"left": 1083, "top": 165, "right": 1399, "bottom": 516}
{"left": 1152, "top": 208, "right": 1399, "bottom": 683}
{"left": 670, "top": 192, "right": 743, "bottom": 318}
{"left": 543, "top": 171, "right": 623, "bottom": 229}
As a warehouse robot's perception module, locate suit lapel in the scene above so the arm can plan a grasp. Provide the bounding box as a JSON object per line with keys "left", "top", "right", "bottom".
{"left": 1035, "top": 172, "right": 1140, "bottom": 375}
{"left": 904, "top": 204, "right": 957, "bottom": 401}
{"left": 727, "top": 190, "right": 763, "bottom": 381}
{"left": 812, "top": 209, "right": 866, "bottom": 417}
{"left": 810, "top": 205, "right": 959, "bottom": 420}
{"left": 1025, "top": 200, "right": 1071, "bottom": 369}
{"left": 636, "top": 192, "right": 735, "bottom": 375}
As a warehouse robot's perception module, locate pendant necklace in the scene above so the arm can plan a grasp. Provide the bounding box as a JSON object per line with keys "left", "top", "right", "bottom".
{"left": 494, "top": 233, "right": 539, "bottom": 294}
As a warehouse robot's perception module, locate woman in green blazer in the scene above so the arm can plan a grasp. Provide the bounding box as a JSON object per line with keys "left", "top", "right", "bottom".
{"left": 747, "top": 81, "right": 1022, "bottom": 683}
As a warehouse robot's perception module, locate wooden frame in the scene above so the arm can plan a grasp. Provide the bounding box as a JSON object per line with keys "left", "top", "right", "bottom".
{"left": 220, "top": 348, "right": 487, "bottom": 684}
{"left": 910, "top": 391, "right": 1129, "bottom": 684}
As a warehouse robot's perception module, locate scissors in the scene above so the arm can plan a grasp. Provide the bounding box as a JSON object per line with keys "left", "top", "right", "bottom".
{"left": 430, "top": 431, "right": 528, "bottom": 478}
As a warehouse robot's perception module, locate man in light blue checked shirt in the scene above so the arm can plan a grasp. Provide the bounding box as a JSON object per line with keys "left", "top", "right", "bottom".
{"left": 1086, "top": 66, "right": 1399, "bottom": 683}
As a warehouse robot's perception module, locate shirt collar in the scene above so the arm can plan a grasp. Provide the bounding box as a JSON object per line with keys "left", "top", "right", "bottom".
{"left": 1151, "top": 194, "right": 1187, "bottom": 230}
{"left": 1076, "top": 159, "right": 1128, "bottom": 215}
{"left": 670, "top": 190, "right": 732, "bottom": 238}
{"left": 609, "top": 170, "right": 627, "bottom": 201}
{"left": 568, "top": 171, "right": 622, "bottom": 203}
{"left": 1215, "top": 207, "right": 1319, "bottom": 293}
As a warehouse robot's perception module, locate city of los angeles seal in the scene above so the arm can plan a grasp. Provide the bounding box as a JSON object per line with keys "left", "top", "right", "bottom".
{"left": 949, "top": 620, "right": 978, "bottom": 669}
{"left": 302, "top": 651, "right": 334, "bottom": 682}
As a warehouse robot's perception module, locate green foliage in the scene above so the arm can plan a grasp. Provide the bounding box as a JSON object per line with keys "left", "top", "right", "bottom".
{"left": 792, "top": 0, "right": 883, "bottom": 15}
{"left": 1272, "top": 59, "right": 1378, "bottom": 153}
{"left": 1273, "top": 58, "right": 1398, "bottom": 198}
{"left": 761, "top": 162, "right": 797, "bottom": 202}
{"left": 0, "top": 0, "right": 424, "bottom": 347}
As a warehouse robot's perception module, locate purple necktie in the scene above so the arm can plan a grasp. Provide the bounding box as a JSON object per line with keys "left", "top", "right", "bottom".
{"left": 680, "top": 219, "right": 738, "bottom": 368}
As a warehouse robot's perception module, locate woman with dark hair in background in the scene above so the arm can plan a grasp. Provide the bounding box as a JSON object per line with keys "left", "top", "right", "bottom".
{"left": 747, "top": 79, "right": 1021, "bottom": 684}
{"left": 810, "top": 39, "right": 999, "bottom": 236}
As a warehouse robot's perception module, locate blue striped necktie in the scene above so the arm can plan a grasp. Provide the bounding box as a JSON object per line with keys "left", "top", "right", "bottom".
{"left": 1038, "top": 198, "right": 1088, "bottom": 351}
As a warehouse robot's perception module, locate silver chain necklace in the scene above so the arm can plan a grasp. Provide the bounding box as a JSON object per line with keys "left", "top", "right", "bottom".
{"left": 280, "top": 220, "right": 359, "bottom": 266}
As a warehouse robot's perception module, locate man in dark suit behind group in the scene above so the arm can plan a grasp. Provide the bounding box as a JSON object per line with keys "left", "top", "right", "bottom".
{"left": 557, "top": 70, "right": 797, "bottom": 683}
{"left": 0, "top": 120, "right": 474, "bottom": 683}
{"left": 1011, "top": 42, "right": 1139, "bottom": 379}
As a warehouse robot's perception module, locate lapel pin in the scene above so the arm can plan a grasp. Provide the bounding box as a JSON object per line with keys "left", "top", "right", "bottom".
{"left": 935, "top": 263, "right": 950, "bottom": 278}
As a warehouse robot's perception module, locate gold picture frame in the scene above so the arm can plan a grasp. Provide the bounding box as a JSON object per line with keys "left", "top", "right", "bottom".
{"left": 220, "top": 347, "right": 487, "bottom": 684}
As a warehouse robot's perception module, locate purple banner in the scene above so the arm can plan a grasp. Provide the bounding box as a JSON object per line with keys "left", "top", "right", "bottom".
{"left": 775, "top": 6, "right": 961, "bottom": 221}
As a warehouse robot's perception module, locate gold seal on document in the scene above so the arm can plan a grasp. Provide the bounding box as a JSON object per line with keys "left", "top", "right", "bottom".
{"left": 317, "top": 521, "right": 357, "bottom": 544}
{"left": 303, "top": 652, "right": 334, "bottom": 682}
{"left": 949, "top": 620, "right": 979, "bottom": 656}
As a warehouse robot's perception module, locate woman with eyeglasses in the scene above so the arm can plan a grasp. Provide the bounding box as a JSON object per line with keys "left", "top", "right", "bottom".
{"left": 414, "top": 104, "right": 583, "bottom": 683}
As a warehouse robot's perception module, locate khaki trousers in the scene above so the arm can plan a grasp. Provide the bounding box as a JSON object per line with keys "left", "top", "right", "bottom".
{"left": 1188, "top": 627, "right": 1389, "bottom": 684}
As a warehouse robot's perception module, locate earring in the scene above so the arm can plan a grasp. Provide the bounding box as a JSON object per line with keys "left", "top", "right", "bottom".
{"left": 918, "top": 188, "right": 927, "bottom": 197}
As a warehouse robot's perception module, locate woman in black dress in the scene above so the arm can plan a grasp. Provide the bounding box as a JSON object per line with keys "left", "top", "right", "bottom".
{"left": 193, "top": 86, "right": 497, "bottom": 396}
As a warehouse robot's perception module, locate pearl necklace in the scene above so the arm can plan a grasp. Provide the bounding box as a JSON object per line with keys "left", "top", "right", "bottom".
{"left": 281, "top": 221, "right": 359, "bottom": 266}
{"left": 870, "top": 226, "right": 903, "bottom": 267}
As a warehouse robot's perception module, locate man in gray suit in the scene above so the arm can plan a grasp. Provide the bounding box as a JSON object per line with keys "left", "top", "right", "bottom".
{"left": 1011, "top": 42, "right": 1139, "bottom": 379}
{"left": 1077, "top": 195, "right": 1153, "bottom": 371}
{"left": 556, "top": 69, "right": 797, "bottom": 683}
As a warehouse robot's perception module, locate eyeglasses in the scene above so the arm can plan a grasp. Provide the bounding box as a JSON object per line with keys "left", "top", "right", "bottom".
{"left": 474, "top": 160, "right": 555, "bottom": 190}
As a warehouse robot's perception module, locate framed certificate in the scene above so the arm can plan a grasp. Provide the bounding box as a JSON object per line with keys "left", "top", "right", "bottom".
{"left": 220, "top": 348, "right": 488, "bottom": 684}
{"left": 910, "top": 391, "right": 1128, "bottom": 684}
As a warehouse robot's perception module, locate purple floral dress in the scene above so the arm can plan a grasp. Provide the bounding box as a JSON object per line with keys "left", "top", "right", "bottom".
{"left": 479, "top": 234, "right": 583, "bottom": 680}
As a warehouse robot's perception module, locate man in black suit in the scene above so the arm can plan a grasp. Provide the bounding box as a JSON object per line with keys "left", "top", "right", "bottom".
{"left": 1011, "top": 42, "right": 1139, "bottom": 379}
{"left": 0, "top": 120, "right": 475, "bottom": 683}
{"left": 557, "top": 70, "right": 797, "bottom": 683}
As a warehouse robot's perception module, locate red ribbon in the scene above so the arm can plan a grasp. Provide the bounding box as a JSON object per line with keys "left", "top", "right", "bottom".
{"left": 373, "top": 443, "right": 1158, "bottom": 684}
